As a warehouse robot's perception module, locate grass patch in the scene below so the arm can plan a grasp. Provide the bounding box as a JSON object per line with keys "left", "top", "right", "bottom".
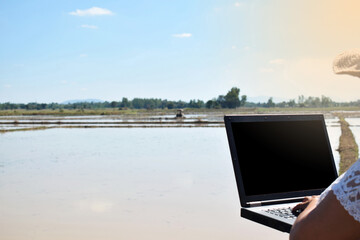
{"left": 337, "top": 116, "right": 359, "bottom": 175}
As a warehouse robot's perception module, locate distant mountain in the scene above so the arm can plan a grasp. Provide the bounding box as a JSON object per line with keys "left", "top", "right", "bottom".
{"left": 62, "top": 99, "right": 103, "bottom": 104}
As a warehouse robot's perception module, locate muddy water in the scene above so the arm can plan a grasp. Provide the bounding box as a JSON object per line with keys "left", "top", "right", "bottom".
{"left": 0, "top": 125, "right": 340, "bottom": 240}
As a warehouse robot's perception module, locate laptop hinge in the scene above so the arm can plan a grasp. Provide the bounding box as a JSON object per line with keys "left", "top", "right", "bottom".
{"left": 249, "top": 201, "right": 262, "bottom": 207}
{"left": 248, "top": 197, "right": 304, "bottom": 207}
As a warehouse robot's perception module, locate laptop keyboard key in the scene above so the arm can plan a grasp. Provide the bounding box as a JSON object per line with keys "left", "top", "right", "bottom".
{"left": 264, "top": 207, "right": 296, "bottom": 219}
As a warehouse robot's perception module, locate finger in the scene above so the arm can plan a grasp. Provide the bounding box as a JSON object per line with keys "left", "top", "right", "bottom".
{"left": 292, "top": 202, "right": 310, "bottom": 216}
{"left": 292, "top": 202, "right": 307, "bottom": 211}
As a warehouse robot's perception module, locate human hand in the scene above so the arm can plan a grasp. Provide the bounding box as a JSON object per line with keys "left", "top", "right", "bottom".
{"left": 292, "top": 196, "right": 319, "bottom": 216}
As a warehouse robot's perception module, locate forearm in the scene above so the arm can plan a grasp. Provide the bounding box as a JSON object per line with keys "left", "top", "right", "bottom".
{"left": 289, "top": 197, "right": 319, "bottom": 240}
{"left": 289, "top": 191, "right": 360, "bottom": 240}
{"left": 293, "top": 197, "right": 318, "bottom": 225}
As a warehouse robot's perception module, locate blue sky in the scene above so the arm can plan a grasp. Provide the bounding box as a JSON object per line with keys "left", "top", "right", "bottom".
{"left": 1, "top": 0, "right": 360, "bottom": 103}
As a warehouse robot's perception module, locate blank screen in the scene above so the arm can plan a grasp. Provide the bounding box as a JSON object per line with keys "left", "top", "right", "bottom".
{"left": 231, "top": 120, "right": 337, "bottom": 196}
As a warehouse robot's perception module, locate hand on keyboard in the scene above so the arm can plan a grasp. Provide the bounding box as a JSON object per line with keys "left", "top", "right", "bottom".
{"left": 291, "top": 196, "right": 319, "bottom": 216}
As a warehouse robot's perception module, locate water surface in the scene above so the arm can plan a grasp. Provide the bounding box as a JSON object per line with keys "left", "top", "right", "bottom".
{"left": 0, "top": 124, "right": 341, "bottom": 240}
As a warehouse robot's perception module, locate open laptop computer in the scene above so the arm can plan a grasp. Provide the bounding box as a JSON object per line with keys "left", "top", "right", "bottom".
{"left": 224, "top": 114, "right": 338, "bottom": 233}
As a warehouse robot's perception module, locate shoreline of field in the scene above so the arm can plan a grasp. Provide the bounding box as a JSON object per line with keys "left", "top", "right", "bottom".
{"left": 2, "top": 107, "right": 360, "bottom": 133}
{"left": 2, "top": 106, "right": 360, "bottom": 117}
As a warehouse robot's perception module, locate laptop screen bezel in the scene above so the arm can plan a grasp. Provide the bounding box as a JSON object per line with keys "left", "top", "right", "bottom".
{"left": 224, "top": 114, "right": 338, "bottom": 207}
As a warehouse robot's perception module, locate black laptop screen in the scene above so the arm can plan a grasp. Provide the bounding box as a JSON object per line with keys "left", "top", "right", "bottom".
{"left": 231, "top": 119, "right": 337, "bottom": 196}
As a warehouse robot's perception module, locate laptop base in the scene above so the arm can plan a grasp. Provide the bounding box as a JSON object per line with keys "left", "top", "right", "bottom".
{"left": 241, "top": 203, "right": 297, "bottom": 233}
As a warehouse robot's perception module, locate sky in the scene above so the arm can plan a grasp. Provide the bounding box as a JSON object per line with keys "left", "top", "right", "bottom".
{"left": 1, "top": 0, "right": 360, "bottom": 103}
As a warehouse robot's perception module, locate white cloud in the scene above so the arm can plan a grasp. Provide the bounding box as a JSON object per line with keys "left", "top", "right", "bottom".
{"left": 232, "top": 45, "right": 237, "bottom": 49}
{"left": 4, "top": 84, "right": 12, "bottom": 88}
{"left": 172, "top": 33, "right": 192, "bottom": 38}
{"left": 69, "top": 7, "right": 114, "bottom": 16}
{"left": 79, "top": 54, "right": 88, "bottom": 58}
{"left": 81, "top": 24, "right": 98, "bottom": 29}
{"left": 269, "top": 58, "right": 285, "bottom": 65}
{"left": 234, "top": 2, "right": 243, "bottom": 7}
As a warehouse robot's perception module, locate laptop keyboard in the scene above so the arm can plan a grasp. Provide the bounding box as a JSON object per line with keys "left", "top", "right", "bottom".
{"left": 263, "top": 207, "right": 296, "bottom": 219}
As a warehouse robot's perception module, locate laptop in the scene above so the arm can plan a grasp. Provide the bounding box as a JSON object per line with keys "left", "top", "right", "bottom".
{"left": 224, "top": 114, "right": 338, "bottom": 233}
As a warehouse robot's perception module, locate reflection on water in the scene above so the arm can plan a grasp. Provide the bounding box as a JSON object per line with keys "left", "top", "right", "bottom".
{"left": 0, "top": 123, "right": 342, "bottom": 240}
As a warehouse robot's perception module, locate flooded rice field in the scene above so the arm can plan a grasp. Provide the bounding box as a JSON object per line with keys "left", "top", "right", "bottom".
{"left": 0, "top": 114, "right": 224, "bottom": 131}
{"left": 0, "top": 115, "right": 356, "bottom": 240}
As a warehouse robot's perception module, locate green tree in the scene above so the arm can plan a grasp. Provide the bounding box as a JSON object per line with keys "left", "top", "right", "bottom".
{"left": 240, "top": 95, "right": 247, "bottom": 107}
{"left": 205, "top": 100, "right": 214, "bottom": 109}
{"left": 224, "top": 87, "right": 241, "bottom": 108}
{"left": 298, "top": 95, "right": 306, "bottom": 107}
{"left": 321, "top": 95, "right": 332, "bottom": 107}
{"left": 132, "top": 98, "right": 145, "bottom": 109}
{"left": 288, "top": 99, "right": 296, "bottom": 107}
{"left": 266, "top": 97, "right": 276, "bottom": 108}
{"left": 167, "top": 102, "right": 175, "bottom": 109}
{"left": 120, "top": 97, "right": 130, "bottom": 108}
{"left": 110, "top": 101, "right": 117, "bottom": 108}
{"left": 217, "top": 95, "right": 226, "bottom": 108}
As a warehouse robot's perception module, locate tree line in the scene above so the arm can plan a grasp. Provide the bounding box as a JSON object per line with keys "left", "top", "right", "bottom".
{"left": 0, "top": 87, "right": 359, "bottom": 110}
{"left": 244, "top": 95, "right": 338, "bottom": 108}
{"left": 0, "top": 87, "right": 245, "bottom": 110}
